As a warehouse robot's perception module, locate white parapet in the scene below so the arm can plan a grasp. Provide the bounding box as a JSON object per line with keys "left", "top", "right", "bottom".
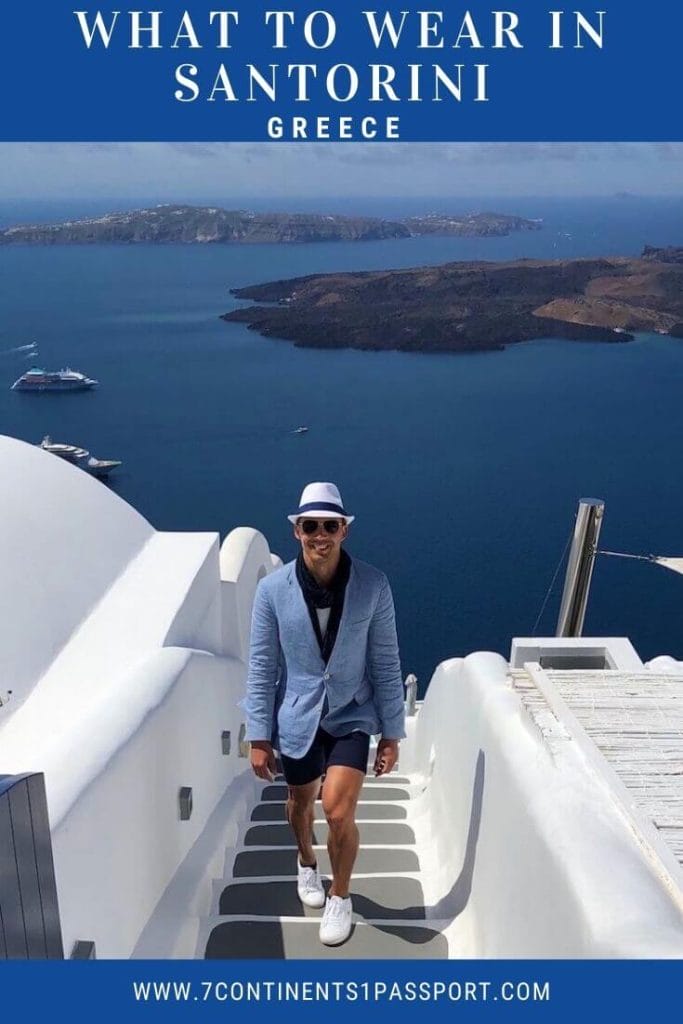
{"left": 400, "top": 651, "right": 683, "bottom": 957}
{"left": 219, "top": 526, "right": 283, "bottom": 661}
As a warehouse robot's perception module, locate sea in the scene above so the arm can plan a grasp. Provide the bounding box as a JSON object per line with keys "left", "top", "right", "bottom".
{"left": 1, "top": 194, "right": 683, "bottom": 687}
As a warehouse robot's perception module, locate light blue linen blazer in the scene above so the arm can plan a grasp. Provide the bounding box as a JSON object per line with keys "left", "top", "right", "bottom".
{"left": 243, "top": 556, "right": 406, "bottom": 758}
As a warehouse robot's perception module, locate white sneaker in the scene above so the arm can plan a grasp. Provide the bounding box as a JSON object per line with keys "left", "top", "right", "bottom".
{"left": 319, "top": 895, "right": 353, "bottom": 945}
{"left": 297, "top": 860, "right": 325, "bottom": 909}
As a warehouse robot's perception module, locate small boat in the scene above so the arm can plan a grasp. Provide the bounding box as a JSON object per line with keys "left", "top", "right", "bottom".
{"left": 12, "top": 367, "right": 99, "bottom": 391}
{"left": 38, "top": 436, "right": 121, "bottom": 478}
{"left": 292, "top": 426, "right": 309, "bottom": 434}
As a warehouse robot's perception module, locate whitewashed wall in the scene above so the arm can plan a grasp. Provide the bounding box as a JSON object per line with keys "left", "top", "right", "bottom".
{"left": 401, "top": 654, "right": 683, "bottom": 957}
{"left": 0, "top": 435, "right": 277, "bottom": 958}
{"left": 52, "top": 648, "right": 248, "bottom": 958}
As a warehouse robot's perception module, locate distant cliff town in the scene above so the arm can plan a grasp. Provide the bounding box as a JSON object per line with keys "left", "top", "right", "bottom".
{"left": 0, "top": 204, "right": 541, "bottom": 245}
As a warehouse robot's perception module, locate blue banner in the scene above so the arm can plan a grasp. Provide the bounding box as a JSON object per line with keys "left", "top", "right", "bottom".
{"left": 1, "top": 960, "right": 681, "bottom": 1022}
{"left": 0, "top": 1, "right": 681, "bottom": 141}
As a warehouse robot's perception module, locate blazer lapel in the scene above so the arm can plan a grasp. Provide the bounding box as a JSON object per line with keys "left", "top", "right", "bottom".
{"left": 287, "top": 560, "right": 325, "bottom": 666}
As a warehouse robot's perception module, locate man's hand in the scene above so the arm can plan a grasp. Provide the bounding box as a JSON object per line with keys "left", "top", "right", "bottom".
{"left": 374, "top": 738, "right": 399, "bottom": 777}
{"left": 250, "top": 740, "right": 277, "bottom": 782}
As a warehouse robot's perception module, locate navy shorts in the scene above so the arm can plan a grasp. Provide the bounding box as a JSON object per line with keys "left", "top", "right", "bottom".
{"left": 280, "top": 727, "right": 370, "bottom": 787}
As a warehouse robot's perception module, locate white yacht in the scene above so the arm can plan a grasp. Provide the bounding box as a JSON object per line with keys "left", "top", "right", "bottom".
{"left": 38, "top": 436, "right": 121, "bottom": 478}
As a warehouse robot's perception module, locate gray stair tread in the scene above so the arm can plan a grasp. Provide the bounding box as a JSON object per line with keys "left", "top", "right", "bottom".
{"left": 205, "top": 920, "right": 448, "bottom": 959}
{"left": 261, "top": 784, "right": 410, "bottom": 802}
{"left": 232, "top": 847, "right": 419, "bottom": 877}
{"left": 251, "top": 802, "right": 407, "bottom": 822}
{"left": 245, "top": 822, "right": 415, "bottom": 847}
{"left": 219, "top": 877, "right": 427, "bottom": 920}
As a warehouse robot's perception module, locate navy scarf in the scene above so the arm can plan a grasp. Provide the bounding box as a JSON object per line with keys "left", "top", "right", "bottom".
{"left": 296, "top": 549, "right": 351, "bottom": 663}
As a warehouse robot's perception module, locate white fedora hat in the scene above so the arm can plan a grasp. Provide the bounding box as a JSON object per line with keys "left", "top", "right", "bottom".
{"left": 287, "top": 481, "right": 355, "bottom": 524}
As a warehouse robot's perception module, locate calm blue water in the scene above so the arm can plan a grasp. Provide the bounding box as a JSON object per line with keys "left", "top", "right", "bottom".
{"left": 1, "top": 196, "right": 683, "bottom": 684}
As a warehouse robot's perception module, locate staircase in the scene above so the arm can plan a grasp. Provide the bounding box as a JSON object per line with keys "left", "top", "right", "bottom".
{"left": 202, "top": 754, "right": 449, "bottom": 958}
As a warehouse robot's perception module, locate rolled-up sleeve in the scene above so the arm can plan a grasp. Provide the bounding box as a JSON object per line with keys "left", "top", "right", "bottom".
{"left": 367, "top": 577, "right": 406, "bottom": 739}
{"left": 243, "top": 581, "right": 281, "bottom": 741}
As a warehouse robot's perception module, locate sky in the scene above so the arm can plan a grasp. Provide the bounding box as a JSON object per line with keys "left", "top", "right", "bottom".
{"left": 0, "top": 143, "right": 681, "bottom": 201}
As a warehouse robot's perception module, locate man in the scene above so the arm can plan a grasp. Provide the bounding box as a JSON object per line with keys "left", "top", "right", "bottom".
{"left": 244, "top": 482, "right": 406, "bottom": 946}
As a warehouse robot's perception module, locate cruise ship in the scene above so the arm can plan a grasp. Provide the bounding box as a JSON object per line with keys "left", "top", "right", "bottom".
{"left": 0, "top": 433, "right": 681, "bottom": 960}
{"left": 11, "top": 367, "right": 99, "bottom": 391}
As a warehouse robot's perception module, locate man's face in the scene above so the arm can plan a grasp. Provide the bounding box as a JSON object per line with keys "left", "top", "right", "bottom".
{"left": 294, "top": 518, "right": 348, "bottom": 568}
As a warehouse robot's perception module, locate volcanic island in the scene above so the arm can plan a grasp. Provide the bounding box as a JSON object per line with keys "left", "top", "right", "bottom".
{"left": 223, "top": 247, "right": 683, "bottom": 354}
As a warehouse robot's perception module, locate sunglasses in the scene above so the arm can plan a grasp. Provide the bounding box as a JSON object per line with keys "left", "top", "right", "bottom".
{"left": 299, "top": 519, "right": 342, "bottom": 535}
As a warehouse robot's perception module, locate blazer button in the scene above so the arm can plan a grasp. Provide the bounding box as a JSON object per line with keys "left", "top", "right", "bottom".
{"left": 323, "top": 672, "right": 331, "bottom": 680}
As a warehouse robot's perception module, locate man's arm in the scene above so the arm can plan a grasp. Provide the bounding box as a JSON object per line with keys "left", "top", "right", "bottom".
{"left": 367, "top": 576, "right": 406, "bottom": 744}
{"left": 244, "top": 581, "right": 280, "bottom": 745}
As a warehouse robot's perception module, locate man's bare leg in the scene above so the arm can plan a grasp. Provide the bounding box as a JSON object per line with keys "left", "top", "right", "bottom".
{"left": 287, "top": 777, "right": 322, "bottom": 866}
{"left": 321, "top": 766, "right": 365, "bottom": 897}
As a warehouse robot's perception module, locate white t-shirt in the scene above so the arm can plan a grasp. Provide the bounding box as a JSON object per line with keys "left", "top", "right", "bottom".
{"left": 316, "top": 607, "right": 331, "bottom": 638}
